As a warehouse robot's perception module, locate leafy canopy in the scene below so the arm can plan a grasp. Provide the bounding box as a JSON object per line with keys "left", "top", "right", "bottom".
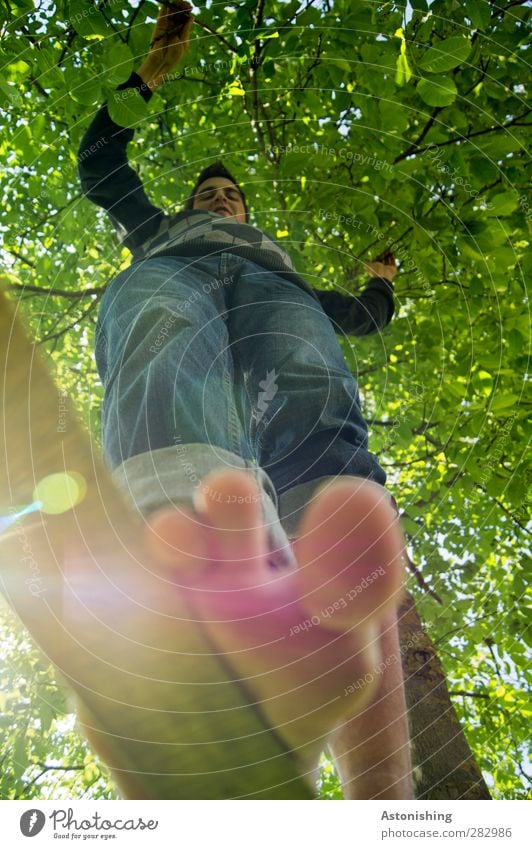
{"left": 0, "top": 0, "right": 530, "bottom": 799}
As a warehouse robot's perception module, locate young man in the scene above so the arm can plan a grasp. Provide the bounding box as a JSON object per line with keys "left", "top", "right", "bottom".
{"left": 77, "top": 2, "right": 412, "bottom": 799}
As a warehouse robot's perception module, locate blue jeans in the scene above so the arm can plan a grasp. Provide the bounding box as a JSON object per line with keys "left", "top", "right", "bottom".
{"left": 95, "top": 252, "right": 386, "bottom": 500}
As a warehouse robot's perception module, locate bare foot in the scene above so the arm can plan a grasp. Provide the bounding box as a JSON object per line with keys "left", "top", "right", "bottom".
{"left": 12, "top": 468, "right": 406, "bottom": 799}
{"left": 22, "top": 467, "right": 407, "bottom": 799}
{"left": 94, "top": 469, "right": 405, "bottom": 798}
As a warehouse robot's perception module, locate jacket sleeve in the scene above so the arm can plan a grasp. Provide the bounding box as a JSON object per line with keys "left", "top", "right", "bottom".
{"left": 313, "top": 277, "right": 395, "bottom": 336}
{"left": 77, "top": 72, "right": 164, "bottom": 251}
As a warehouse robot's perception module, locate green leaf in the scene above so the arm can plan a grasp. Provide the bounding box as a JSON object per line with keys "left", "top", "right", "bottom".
{"left": 466, "top": 0, "right": 492, "bottom": 31}
{"left": 417, "top": 76, "right": 458, "bottom": 106}
{"left": 5, "top": 59, "right": 31, "bottom": 82}
{"left": 469, "top": 156, "right": 499, "bottom": 183}
{"left": 69, "top": 0, "right": 110, "bottom": 39}
{"left": 107, "top": 87, "right": 149, "bottom": 128}
{"left": 487, "top": 191, "right": 520, "bottom": 217}
{"left": 39, "top": 702, "right": 55, "bottom": 733}
{"left": 462, "top": 219, "right": 487, "bottom": 236}
{"left": 70, "top": 76, "right": 102, "bottom": 106}
{"left": 395, "top": 53, "right": 412, "bottom": 86}
{"left": 251, "top": 27, "right": 279, "bottom": 42}
{"left": 491, "top": 393, "right": 519, "bottom": 412}
{"left": 104, "top": 43, "right": 134, "bottom": 88}
{"left": 474, "top": 134, "right": 524, "bottom": 157}
{"left": 226, "top": 80, "right": 246, "bottom": 97}
{"left": 12, "top": 734, "right": 28, "bottom": 782}
{"left": 262, "top": 60, "right": 276, "bottom": 79}
{"left": 418, "top": 36, "right": 472, "bottom": 73}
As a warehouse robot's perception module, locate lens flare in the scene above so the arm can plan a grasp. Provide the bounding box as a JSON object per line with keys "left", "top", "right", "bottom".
{"left": 0, "top": 501, "right": 43, "bottom": 534}
{"left": 32, "top": 471, "right": 87, "bottom": 515}
{"left": 0, "top": 472, "right": 87, "bottom": 537}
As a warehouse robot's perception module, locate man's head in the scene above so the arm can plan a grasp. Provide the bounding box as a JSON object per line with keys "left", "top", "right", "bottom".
{"left": 184, "top": 162, "right": 248, "bottom": 224}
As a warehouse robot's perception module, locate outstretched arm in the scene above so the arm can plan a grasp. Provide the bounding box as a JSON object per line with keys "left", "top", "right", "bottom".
{"left": 314, "top": 251, "right": 397, "bottom": 336}
{"left": 77, "top": 2, "right": 194, "bottom": 251}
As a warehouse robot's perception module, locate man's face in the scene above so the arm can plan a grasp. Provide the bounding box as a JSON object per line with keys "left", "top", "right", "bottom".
{"left": 192, "top": 177, "right": 247, "bottom": 223}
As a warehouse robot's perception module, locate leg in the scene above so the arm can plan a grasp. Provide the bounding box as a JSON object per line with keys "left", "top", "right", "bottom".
{"left": 95, "top": 254, "right": 248, "bottom": 466}
{"left": 95, "top": 253, "right": 294, "bottom": 567}
{"left": 227, "top": 262, "right": 385, "bottom": 497}
{"left": 327, "top": 610, "right": 413, "bottom": 799}
{"left": 228, "top": 263, "right": 412, "bottom": 797}
{"left": 289, "top": 477, "right": 412, "bottom": 799}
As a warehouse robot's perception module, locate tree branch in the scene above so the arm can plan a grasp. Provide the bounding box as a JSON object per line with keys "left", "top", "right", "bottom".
{"left": 449, "top": 690, "right": 491, "bottom": 700}
{"left": 253, "top": 0, "right": 266, "bottom": 29}
{"left": 405, "top": 554, "right": 444, "bottom": 605}
{"left": 433, "top": 610, "right": 499, "bottom": 645}
{"left": 18, "top": 763, "right": 85, "bottom": 797}
{"left": 486, "top": 489, "right": 530, "bottom": 534}
{"left": 394, "top": 111, "right": 531, "bottom": 163}
{"left": 3, "top": 281, "right": 104, "bottom": 300}
{"left": 194, "top": 18, "right": 238, "bottom": 55}
{"left": 37, "top": 299, "right": 99, "bottom": 346}
{"left": 400, "top": 109, "right": 442, "bottom": 160}
{"left": 125, "top": 0, "right": 148, "bottom": 44}
{"left": 3, "top": 248, "right": 35, "bottom": 269}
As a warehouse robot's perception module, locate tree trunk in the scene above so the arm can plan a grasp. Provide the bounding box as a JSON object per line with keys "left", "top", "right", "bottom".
{"left": 399, "top": 591, "right": 491, "bottom": 799}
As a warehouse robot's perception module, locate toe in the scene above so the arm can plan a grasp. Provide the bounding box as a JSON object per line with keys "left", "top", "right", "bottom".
{"left": 144, "top": 504, "right": 210, "bottom": 574}
{"left": 193, "top": 469, "right": 267, "bottom": 571}
{"left": 293, "top": 479, "right": 405, "bottom": 630}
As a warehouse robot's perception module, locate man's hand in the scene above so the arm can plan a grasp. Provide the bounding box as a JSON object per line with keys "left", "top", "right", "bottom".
{"left": 149, "top": 1, "right": 194, "bottom": 70}
{"left": 138, "top": 1, "right": 194, "bottom": 90}
{"left": 364, "top": 250, "right": 397, "bottom": 283}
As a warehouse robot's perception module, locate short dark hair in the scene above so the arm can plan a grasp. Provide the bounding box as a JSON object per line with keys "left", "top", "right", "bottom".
{"left": 184, "top": 161, "right": 249, "bottom": 221}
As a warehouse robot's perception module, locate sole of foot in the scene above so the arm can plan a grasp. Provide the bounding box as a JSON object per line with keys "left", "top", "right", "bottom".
{"left": 132, "top": 469, "right": 406, "bottom": 797}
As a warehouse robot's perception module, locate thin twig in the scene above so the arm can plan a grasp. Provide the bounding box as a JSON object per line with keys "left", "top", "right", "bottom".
{"left": 194, "top": 18, "right": 238, "bottom": 55}
{"left": 405, "top": 554, "right": 444, "bottom": 605}
{"left": 3, "top": 281, "right": 104, "bottom": 300}
{"left": 449, "top": 690, "right": 491, "bottom": 700}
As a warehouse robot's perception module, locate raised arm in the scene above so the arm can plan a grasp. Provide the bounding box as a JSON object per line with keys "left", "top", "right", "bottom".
{"left": 77, "top": 2, "right": 194, "bottom": 251}
{"left": 314, "top": 251, "right": 397, "bottom": 336}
